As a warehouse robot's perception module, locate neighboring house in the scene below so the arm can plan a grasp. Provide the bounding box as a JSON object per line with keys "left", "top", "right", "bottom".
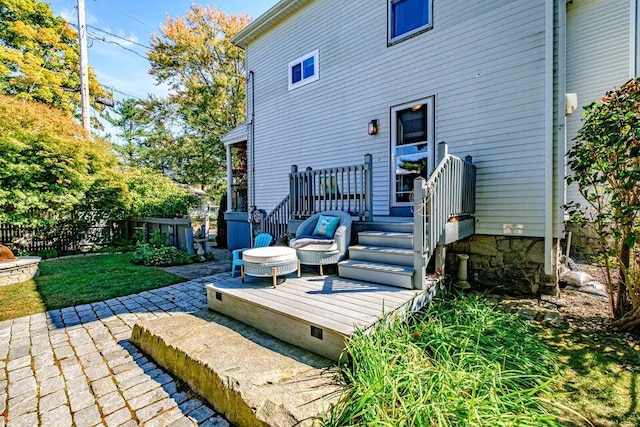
{"left": 223, "top": 0, "right": 639, "bottom": 294}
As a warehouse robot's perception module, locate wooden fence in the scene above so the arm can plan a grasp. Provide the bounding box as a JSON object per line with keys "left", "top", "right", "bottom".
{"left": 0, "top": 220, "right": 128, "bottom": 254}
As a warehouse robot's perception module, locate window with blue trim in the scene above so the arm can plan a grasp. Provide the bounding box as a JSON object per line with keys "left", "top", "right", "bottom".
{"left": 288, "top": 50, "right": 319, "bottom": 90}
{"left": 388, "top": 0, "right": 432, "bottom": 44}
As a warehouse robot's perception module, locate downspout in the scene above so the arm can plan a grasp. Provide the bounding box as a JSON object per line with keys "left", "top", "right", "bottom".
{"left": 249, "top": 70, "right": 256, "bottom": 208}
{"left": 557, "top": 0, "right": 567, "bottom": 232}
{"left": 632, "top": 0, "right": 638, "bottom": 77}
{"left": 544, "top": 0, "right": 554, "bottom": 276}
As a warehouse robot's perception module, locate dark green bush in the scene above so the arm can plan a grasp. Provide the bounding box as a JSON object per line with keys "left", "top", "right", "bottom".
{"left": 36, "top": 249, "right": 58, "bottom": 259}
{"left": 131, "top": 243, "right": 197, "bottom": 266}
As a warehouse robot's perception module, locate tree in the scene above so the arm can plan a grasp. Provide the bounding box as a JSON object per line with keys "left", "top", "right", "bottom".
{"left": 147, "top": 4, "right": 249, "bottom": 195}
{"left": 567, "top": 78, "right": 640, "bottom": 331}
{"left": 0, "top": 0, "right": 108, "bottom": 115}
{"left": 0, "top": 93, "right": 127, "bottom": 226}
{"left": 125, "top": 169, "right": 200, "bottom": 219}
{"left": 103, "top": 98, "right": 153, "bottom": 167}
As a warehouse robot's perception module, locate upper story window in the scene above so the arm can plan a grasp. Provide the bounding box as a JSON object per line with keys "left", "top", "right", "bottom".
{"left": 388, "top": 0, "right": 433, "bottom": 44}
{"left": 288, "top": 50, "right": 319, "bottom": 91}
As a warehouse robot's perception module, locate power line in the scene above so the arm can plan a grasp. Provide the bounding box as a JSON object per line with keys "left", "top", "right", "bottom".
{"left": 107, "top": 86, "right": 145, "bottom": 100}
{"left": 92, "top": 0, "right": 156, "bottom": 30}
{"left": 87, "top": 32, "right": 148, "bottom": 60}
{"left": 87, "top": 25, "right": 151, "bottom": 49}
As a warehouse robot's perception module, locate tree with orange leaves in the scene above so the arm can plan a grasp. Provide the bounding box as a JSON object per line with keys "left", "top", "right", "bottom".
{"left": 147, "top": 4, "right": 249, "bottom": 194}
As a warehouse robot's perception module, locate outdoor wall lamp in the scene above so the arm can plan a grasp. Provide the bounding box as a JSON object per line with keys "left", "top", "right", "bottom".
{"left": 368, "top": 119, "right": 378, "bottom": 135}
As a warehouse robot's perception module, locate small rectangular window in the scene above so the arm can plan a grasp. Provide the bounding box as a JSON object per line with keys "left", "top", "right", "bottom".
{"left": 288, "top": 50, "right": 319, "bottom": 91}
{"left": 388, "top": 0, "right": 432, "bottom": 44}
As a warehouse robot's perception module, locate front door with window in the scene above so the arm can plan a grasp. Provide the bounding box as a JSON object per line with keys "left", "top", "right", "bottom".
{"left": 390, "top": 97, "right": 434, "bottom": 212}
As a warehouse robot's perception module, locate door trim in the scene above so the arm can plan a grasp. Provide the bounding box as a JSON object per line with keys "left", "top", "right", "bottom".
{"left": 390, "top": 96, "right": 435, "bottom": 209}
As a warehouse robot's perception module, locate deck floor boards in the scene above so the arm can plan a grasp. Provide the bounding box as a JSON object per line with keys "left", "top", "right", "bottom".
{"left": 205, "top": 273, "right": 426, "bottom": 337}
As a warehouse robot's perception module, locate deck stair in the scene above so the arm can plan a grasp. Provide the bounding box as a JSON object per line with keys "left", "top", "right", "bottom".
{"left": 338, "top": 224, "right": 420, "bottom": 289}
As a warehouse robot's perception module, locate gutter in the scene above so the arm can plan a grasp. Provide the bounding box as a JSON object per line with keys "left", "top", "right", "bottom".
{"left": 544, "top": 0, "right": 554, "bottom": 276}
{"left": 232, "top": 0, "right": 312, "bottom": 48}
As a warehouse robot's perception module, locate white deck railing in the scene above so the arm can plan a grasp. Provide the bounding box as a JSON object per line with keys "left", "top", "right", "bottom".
{"left": 413, "top": 143, "right": 476, "bottom": 288}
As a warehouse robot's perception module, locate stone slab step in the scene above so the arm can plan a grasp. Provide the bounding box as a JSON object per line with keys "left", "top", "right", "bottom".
{"left": 357, "top": 231, "right": 414, "bottom": 249}
{"left": 131, "top": 313, "right": 339, "bottom": 427}
{"left": 338, "top": 259, "right": 414, "bottom": 289}
{"left": 348, "top": 245, "right": 414, "bottom": 267}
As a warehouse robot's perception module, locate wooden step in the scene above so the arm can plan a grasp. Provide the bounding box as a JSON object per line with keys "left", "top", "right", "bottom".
{"left": 338, "top": 259, "right": 414, "bottom": 289}
{"left": 348, "top": 245, "right": 414, "bottom": 267}
{"left": 357, "top": 231, "right": 414, "bottom": 249}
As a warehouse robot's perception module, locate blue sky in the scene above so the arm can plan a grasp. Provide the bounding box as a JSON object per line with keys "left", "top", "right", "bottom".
{"left": 46, "top": 0, "right": 278, "bottom": 102}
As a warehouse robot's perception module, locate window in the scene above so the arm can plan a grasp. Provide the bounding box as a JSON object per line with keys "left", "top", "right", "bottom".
{"left": 288, "top": 50, "right": 319, "bottom": 90}
{"left": 391, "top": 98, "right": 434, "bottom": 206}
{"left": 388, "top": 0, "right": 432, "bottom": 44}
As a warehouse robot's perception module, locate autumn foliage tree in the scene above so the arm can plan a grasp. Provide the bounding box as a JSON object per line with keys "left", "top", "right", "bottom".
{"left": 147, "top": 4, "right": 249, "bottom": 194}
{"left": 567, "top": 78, "right": 640, "bottom": 331}
{"left": 0, "top": 0, "right": 108, "bottom": 115}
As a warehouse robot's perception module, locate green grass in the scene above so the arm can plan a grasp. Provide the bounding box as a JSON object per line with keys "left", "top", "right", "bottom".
{"left": 324, "top": 295, "right": 562, "bottom": 426}
{"left": 0, "top": 253, "right": 184, "bottom": 320}
{"left": 545, "top": 324, "right": 640, "bottom": 426}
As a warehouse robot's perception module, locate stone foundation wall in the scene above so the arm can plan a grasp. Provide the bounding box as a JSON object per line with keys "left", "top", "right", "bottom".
{"left": 0, "top": 257, "right": 41, "bottom": 286}
{"left": 565, "top": 221, "right": 601, "bottom": 260}
{"left": 446, "top": 235, "right": 557, "bottom": 295}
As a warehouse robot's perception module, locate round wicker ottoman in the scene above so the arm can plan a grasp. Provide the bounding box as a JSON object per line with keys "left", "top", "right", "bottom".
{"left": 241, "top": 247, "right": 300, "bottom": 288}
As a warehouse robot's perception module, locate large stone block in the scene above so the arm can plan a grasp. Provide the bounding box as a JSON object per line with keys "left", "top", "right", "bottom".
{"left": 469, "top": 236, "right": 499, "bottom": 256}
{"left": 525, "top": 241, "right": 545, "bottom": 264}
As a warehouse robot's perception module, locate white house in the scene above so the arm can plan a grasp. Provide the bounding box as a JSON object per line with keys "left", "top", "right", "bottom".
{"left": 223, "top": 0, "right": 639, "bottom": 293}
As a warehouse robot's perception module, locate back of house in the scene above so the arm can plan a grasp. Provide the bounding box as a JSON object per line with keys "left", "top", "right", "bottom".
{"left": 224, "top": 0, "right": 638, "bottom": 293}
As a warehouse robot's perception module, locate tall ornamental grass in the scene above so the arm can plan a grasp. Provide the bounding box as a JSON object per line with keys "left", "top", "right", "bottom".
{"left": 323, "top": 295, "right": 562, "bottom": 426}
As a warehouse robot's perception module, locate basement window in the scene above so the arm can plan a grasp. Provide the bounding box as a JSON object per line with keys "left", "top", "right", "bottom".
{"left": 288, "top": 50, "right": 319, "bottom": 91}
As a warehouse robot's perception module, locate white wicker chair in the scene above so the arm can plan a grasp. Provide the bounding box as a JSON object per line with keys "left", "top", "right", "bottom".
{"left": 291, "top": 211, "right": 352, "bottom": 275}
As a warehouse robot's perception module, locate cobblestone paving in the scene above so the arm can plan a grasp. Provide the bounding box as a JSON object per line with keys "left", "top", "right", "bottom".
{"left": 0, "top": 280, "right": 230, "bottom": 426}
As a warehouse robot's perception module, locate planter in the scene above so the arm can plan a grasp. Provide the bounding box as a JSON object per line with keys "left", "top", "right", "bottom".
{"left": 0, "top": 256, "right": 42, "bottom": 286}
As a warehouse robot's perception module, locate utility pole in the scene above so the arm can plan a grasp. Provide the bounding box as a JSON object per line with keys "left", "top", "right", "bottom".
{"left": 77, "top": 0, "right": 90, "bottom": 132}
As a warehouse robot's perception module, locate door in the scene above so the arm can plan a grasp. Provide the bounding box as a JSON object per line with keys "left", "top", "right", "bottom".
{"left": 390, "top": 97, "right": 435, "bottom": 210}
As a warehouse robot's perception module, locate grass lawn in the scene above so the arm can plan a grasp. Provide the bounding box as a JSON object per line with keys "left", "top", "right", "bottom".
{"left": 0, "top": 253, "right": 184, "bottom": 321}
{"left": 323, "top": 294, "right": 640, "bottom": 426}
{"left": 547, "top": 325, "right": 640, "bottom": 426}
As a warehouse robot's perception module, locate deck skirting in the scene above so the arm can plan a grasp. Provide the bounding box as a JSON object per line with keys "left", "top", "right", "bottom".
{"left": 205, "top": 273, "right": 441, "bottom": 361}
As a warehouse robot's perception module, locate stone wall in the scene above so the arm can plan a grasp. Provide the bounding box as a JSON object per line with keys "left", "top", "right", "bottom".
{"left": 565, "top": 221, "right": 601, "bottom": 260}
{"left": 446, "top": 235, "right": 557, "bottom": 295}
{"left": 0, "top": 257, "right": 41, "bottom": 286}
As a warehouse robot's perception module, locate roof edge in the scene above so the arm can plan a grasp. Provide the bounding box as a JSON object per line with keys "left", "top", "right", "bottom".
{"left": 231, "top": 0, "right": 312, "bottom": 48}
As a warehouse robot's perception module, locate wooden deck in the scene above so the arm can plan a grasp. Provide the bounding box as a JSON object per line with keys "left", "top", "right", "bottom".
{"left": 205, "top": 272, "right": 440, "bottom": 361}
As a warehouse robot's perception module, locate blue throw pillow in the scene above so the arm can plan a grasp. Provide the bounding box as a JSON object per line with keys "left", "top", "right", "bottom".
{"left": 312, "top": 214, "right": 341, "bottom": 238}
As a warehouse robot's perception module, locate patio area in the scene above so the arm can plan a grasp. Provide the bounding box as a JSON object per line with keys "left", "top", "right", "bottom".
{"left": 205, "top": 270, "right": 441, "bottom": 361}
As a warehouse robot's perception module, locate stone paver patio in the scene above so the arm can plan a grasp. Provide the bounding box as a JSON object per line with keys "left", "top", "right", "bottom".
{"left": 0, "top": 279, "right": 230, "bottom": 427}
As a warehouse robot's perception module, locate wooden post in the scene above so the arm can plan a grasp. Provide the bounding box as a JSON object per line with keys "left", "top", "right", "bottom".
{"left": 226, "top": 145, "right": 233, "bottom": 213}
{"left": 306, "top": 167, "right": 313, "bottom": 215}
{"left": 290, "top": 165, "right": 297, "bottom": 218}
{"left": 364, "top": 154, "right": 373, "bottom": 221}
{"left": 413, "top": 177, "right": 427, "bottom": 290}
{"left": 437, "top": 141, "right": 448, "bottom": 163}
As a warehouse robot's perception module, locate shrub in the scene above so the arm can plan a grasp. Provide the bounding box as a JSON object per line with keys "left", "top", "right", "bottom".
{"left": 36, "top": 249, "right": 58, "bottom": 259}
{"left": 567, "top": 78, "right": 640, "bottom": 330}
{"left": 149, "top": 230, "right": 168, "bottom": 248}
{"left": 324, "top": 295, "right": 560, "bottom": 426}
{"left": 131, "top": 243, "right": 197, "bottom": 266}
{"left": 126, "top": 169, "right": 201, "bottom": 219}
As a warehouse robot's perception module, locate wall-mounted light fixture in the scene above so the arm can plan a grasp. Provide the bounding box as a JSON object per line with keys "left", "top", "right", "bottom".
{"left": 368, "top": 119, "right": 378, "bottom": 135}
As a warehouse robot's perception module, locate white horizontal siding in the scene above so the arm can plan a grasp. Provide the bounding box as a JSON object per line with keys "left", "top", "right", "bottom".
{"left": 565, "top": 0, "right": 632, "bottom": 206}
{"left": 247, "top": 0, "right": 548, "bottom": 237}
